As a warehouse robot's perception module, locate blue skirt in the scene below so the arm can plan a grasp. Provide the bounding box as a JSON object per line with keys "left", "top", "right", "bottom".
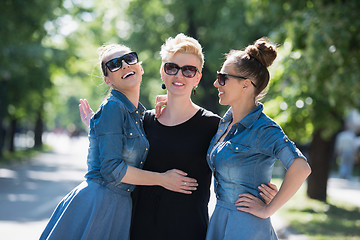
{"left": 206, "top": 200, "right": 278, "bottom": 240}
{"left": 40, "top": 179, "right": 132, "bottom": 240}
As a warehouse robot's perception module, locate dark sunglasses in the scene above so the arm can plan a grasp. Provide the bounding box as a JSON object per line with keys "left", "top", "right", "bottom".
{"left": 217, "top": 71, "right": 257, "bottom": 88}
{"left": 102, "top": 52, "right": 138, "bottom": 76}
{"left": 164, "top": 62, "right": 199, "bottom": 78}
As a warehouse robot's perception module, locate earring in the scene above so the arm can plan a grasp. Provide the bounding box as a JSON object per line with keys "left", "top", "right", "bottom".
{"left": 192, "top": 85, "right": 198, "bottom": 95}
{"left": 161, "top": 83, "right": 166, "bottom": 89}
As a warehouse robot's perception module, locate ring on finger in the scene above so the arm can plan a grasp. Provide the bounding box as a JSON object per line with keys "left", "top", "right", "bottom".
{"left": 184, "top": 182, "right": 187, "bottom": 186}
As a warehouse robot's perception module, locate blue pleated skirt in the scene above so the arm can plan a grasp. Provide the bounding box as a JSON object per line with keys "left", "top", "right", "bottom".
{"left": 40, "top": 179, "right": 132, "bottom": 240}
{"left": 206, "top": 200, "right": 278, "bottom": 240}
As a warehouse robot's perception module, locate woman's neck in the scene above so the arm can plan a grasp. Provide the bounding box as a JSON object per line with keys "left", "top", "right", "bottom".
{"left": 230, "top": 98, "right": 257, "bottom": 124}
{"left": 115, "top": 87, "right": 140, "bottom": 108}
{"left": 157, "top": 94, "right": 199, "bottom": 126}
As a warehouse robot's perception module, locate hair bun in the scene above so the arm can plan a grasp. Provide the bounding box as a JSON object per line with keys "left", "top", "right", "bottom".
{"left": 245, "top": 38, "right": 277, "bottom": 68}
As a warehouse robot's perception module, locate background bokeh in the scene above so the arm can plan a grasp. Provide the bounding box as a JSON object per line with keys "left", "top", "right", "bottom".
{"left": 1, "top": 1, "right": 360, "bottom": 238}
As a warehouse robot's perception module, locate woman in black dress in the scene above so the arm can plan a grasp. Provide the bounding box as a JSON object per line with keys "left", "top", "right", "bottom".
{"left": 130, "top": 34, "right": 277, "bottom": 240}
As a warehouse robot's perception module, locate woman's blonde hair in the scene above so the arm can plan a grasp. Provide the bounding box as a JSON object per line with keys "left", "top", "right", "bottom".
{"left": 160, "top": 33, "right": 204, "bottom": 70}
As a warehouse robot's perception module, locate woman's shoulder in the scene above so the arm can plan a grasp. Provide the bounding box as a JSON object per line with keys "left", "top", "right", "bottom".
{"left": 254, "top": 113, "right": 287, "bottom": 142}
{"left": 93, "top": 98, "right": 126, "bottom": 124}
{"left": 193, "top": 108, "right": 221, "bottom": 129}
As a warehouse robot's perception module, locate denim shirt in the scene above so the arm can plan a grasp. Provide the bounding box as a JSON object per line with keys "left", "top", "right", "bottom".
{"left": 207, "top": 104, "right": 306, "bottom": 204}
{"left": 85, "top": 90, "right": 149, "bottom": 193}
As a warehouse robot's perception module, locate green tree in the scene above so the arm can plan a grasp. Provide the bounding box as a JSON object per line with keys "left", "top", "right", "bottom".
{"left": 267, "top": 0, "right": 360, "bottom": 201}
{"left": 125, "top": 0, "right": 360, "bottom": 201}
{"left": 0, "top": 0, "right": 67, "bottom": 155}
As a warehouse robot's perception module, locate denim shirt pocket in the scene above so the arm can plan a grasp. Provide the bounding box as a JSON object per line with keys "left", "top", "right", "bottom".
{"left": 229, "top": 143, "right": 251, "bottom": 153}
{"left": 122, "top": 127, "right": 142, "bottom": 164}
{"left": 221, "top": 142, "right": 251, "bottom": 167}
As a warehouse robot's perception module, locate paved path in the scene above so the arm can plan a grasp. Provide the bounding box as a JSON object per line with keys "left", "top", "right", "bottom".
{"left": 0, "top": 133, "right": 359, "bottom": 240}
{"left": 0, "top": 133, "right": 88, "bottom": 240}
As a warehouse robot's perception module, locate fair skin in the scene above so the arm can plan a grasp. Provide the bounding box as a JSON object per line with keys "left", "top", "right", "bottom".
{"left": 79, "top": 53, "right": 279, "bottom": 202}
{"left": 103, "top": 50, "right": 143, "bottom": 108}
{"left": 87, "top": 49, "right": 198, "bottom": 195}
{"left": 158, "top": 53, "right": 202, "bottom": 126}
{"left": 214, "top": 60, "right": 312, "bottom": 218}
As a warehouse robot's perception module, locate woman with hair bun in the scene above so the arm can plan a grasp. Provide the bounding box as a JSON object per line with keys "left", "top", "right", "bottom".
{"left": 206, "top": 38, "right": 311, "bottom": 239}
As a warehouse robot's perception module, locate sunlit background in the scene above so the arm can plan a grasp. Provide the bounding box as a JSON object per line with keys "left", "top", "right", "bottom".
{"left": 1, "top": 0, "right": 360, "bottom": 239}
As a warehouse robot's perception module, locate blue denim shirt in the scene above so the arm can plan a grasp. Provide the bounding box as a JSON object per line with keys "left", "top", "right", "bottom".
{"left": 85, "top": 90, "right": 149, "bottom": 193}
{"left": 207, "top": 104, "right": 306, "bottom": 204}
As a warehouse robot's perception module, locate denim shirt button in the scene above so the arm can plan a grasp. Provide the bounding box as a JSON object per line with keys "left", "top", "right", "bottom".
{"left": 136, "top": 121, "right": 138, "bottom": 124}
{"left": 285, "top": 139, "right": 288, "bottom": 142}
{"left": 146, "top": 148, "right": 148, "bottom": 151}
{"left": 140, "top": 161, "right": 143, "bottom": 164}
{"left": 136, "top": 111, "right": 139, "bottom": 114}
{"left": 235, "top": 147, "right": 239, "bottom": 150}
{"left": 127, "top": 189, "right": 130, "bottom": 192}
{"left": 130, "top": 132, "right": 133, "bottom": 136}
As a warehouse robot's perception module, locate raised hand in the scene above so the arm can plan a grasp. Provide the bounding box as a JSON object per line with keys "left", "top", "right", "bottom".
{"left": 154, "top": 95, "right": 167, "bottom": 118}
{"left": 79, "top": 99, "right": 94, "bottom": 127}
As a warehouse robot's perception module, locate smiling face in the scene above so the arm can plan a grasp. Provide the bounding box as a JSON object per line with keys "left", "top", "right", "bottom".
{"left": 214, "top": 61, "right": 247, "bottom": 106}
{"left": 103, "top": 50, "right": 144, "bottom": 93}
{"left": 161, "top": 53, "right": 202, "bottom": 97}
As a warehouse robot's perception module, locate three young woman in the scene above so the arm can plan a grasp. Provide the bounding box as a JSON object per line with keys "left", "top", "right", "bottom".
{"left": 75, "top": 34, "right": 308, "bottom": 240}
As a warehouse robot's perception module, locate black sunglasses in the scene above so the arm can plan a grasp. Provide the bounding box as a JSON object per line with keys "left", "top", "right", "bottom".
{"left": 164, "top": 62, "right": 199, "bottom": 78}
{"left": 102, "top": 52, "right": 138, "bottom": 76}
{"left": 217, "top": 71, "right": 257, "bottom": 88}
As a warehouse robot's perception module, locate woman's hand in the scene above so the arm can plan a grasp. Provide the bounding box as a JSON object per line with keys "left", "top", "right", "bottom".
{"left": 258, "top": 182, "right": 278, "bottom": 204}
{"left": 79, "top": 99, "right": 94, "bottom": 127}
{"left": 160, "top": 169, "right": 198, "bottom": 194}
{"left": 235, "top": 193, "right": 270, "bottom": 219}
{"left": 234, "top": 182, "right": 278, "bottom": 219}
{"left": 154, "top": 95, "right": 167, "bottom": 118}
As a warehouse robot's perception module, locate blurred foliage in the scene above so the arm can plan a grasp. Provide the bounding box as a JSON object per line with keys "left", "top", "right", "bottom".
{"left": 1, "top": 0, "right": 360, "bottom": 199}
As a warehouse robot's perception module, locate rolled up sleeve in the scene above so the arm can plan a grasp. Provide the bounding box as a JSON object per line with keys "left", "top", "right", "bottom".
{"left": 94, "top": 101, "right": 128, "bottom": 182}
{"left": 260, "top": 126, "right": 307, "bottom": 170}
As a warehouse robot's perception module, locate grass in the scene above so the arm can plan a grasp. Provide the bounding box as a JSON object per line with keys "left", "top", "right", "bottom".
{"left": 0, "top": 144, "right": 52, "bottom": 164}
{"left": 273, "top": 178, "right": 360, "bottom": 240}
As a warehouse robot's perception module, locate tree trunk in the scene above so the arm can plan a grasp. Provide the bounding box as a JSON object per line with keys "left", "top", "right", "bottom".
{"left": 0, "top": 122, "right": 5, "bottom": 157}
{"left": 0, "top": 77, "right": 8, "bottom": 157}
{"left": 34, "top": 111, "right": 43, "bottom": 148}
{"left": 307, "top": 129, "right": 332, "bottom": 201}
{"left": 8, "top": 118, "right": 17, "bottom": 152}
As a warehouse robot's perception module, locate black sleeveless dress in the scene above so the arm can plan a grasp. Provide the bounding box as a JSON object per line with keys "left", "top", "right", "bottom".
{"left": 131, "top": 108, "right": 220, "bottom": 240}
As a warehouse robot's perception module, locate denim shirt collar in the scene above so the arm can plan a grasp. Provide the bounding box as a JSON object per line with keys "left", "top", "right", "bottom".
{"left": 111, "top": 89, "right": 146, "bottom": 116}
{"left": 222, "top": 103, "right": 263, "bottom": 129}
